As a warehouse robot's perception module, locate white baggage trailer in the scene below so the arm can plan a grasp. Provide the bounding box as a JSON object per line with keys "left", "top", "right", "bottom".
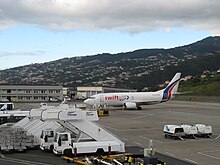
{"left": 194, "top": 124, "right": 212, "bottom": 137}
{"left": 180, "top": 124, "right": 198, "bottom": 138}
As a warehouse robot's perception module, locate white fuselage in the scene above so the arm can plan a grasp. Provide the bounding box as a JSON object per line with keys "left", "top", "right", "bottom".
{"left": 84, "top": 73, "right": 181, "bottom": 109}
{"left": 84, "top": 91, "right": 164, "bottom": 107}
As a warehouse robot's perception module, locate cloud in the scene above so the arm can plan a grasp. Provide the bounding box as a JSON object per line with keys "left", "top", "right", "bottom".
{"left": 0, "top": 50, "right": 46, "bottom": 57}
{"left": 0, "top": 0, "right": 220, "bottom": 34}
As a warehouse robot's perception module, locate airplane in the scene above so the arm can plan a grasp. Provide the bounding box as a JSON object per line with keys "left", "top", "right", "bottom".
{"left": 84, "top": 73, "right": 181, "bottom": 110}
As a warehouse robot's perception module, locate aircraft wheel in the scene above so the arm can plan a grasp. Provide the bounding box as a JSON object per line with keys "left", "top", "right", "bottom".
{"left": 137, "top": 107, "right": 142, "bottom": 110}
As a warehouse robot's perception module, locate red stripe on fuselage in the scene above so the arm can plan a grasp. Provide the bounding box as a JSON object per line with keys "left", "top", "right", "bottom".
{"left": 168, "top": 82, "right": 177, "bottom": 100}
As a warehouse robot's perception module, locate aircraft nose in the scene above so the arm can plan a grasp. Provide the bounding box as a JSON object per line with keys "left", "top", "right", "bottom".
{"left": 84, "top": 99, "right": 92, "bottom": 105}
{"left": 84, "top": 99, "right": 89, "bottom": 104}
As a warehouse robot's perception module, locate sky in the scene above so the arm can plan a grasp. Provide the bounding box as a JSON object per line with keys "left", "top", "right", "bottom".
{"left": 0, "top": 0, "right": 219, "bottom": 70}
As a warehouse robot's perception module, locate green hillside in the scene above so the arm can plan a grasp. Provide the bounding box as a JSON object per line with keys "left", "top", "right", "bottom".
{"left": 179, "top": 74, "right": 220, "bottom": 96}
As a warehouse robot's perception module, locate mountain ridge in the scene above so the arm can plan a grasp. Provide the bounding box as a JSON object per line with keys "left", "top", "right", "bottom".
{"left": 0, "top": 36, "right": 220, "bottom": 90}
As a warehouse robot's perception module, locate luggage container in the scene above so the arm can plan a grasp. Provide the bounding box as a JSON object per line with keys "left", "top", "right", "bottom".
{"left": 180, "top": 124, "right": 198, "bottom": 138}
{"left": 194, "top": 124, "right": 212, "bottom": 137}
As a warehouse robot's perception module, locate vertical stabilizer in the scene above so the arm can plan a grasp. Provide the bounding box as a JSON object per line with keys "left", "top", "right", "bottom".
{"left": 162, "top": 73, "right": 181, "bottom": 101}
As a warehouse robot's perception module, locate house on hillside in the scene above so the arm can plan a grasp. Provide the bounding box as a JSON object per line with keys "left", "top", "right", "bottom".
{"left": 182, "top": 75, "right": 193, "bottom": 81}
{"left": 201, "top": 70, "right": 211, "bottom": 78}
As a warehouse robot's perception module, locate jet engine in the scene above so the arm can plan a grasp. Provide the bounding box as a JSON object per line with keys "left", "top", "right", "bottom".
{"left": 124, "top": 102, "right": 137, "bottom": 109}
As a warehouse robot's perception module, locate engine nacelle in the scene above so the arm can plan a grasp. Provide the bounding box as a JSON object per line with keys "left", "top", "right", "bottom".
{"left": 124, "top": 102, "right": 137, "bottom": 109}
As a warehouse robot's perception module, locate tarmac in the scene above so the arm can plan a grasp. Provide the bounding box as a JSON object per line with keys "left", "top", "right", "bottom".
{"left": 97, "top": 100, "right": 220, "bottom": 165}
{"left": 0, "top": 100, "right": 220, "bottom": 165}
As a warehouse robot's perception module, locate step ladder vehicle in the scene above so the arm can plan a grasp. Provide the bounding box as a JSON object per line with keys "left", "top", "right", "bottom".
{"left": 15, "top": 103, "right": 125, "bottom": 156}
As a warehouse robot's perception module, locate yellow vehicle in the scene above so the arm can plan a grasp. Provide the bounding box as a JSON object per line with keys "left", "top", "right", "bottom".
{"left": 97, "top": 110, "right": 109, "bottom": 117}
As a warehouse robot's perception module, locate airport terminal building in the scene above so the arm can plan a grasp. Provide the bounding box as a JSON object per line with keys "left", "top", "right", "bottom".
{"left": 0, "top": 85, "right": 63, "bottom": 102}
{"left": 76, "top": 86, "right": 137, "bottom": 99}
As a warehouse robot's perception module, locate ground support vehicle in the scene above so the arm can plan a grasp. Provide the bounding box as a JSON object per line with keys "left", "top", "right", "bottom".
{"left": 53, "top": 131, "right": 122, "bottom": 157}
{"left": 0, "top": 102, "right": 14, "bottom": 111}
{"left": 163, "top": 125, "right": 185, "bottom": 140}
{"left": 194, "top": 124, "right": 212, "bottom": 137}
{"left": 39, "top": 129, "right": 56, "bottom": 151}
{"left": 97, "top": 109, "right": 109, "bottom": 117}
{"left": 180, "top": 124, "right": 198, "bottom": 138}
{"left": 15, "top": 103, "right": 125, "bottom": 156}
{"left": 62, "top": 141, "right": 166, "bottom": 165}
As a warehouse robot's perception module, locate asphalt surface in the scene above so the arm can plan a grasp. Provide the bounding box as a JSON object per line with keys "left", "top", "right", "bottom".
{"left": 0, "top": 150, "right": 65, "bottom": 165}
{"left": 97, "top": 100, "right": 220, "bottom": 165}
{"left": 0, "top": 100, "right": 220, "bottom": 165}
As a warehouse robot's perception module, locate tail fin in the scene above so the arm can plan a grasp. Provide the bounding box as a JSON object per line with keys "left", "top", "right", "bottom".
{"left": 162, "top": 73, "right": 181, "bottom": 101}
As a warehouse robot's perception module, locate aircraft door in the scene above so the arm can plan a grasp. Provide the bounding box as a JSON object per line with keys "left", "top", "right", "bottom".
{"left": 100, "top": 95, "right": 104, "bottom": 103}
